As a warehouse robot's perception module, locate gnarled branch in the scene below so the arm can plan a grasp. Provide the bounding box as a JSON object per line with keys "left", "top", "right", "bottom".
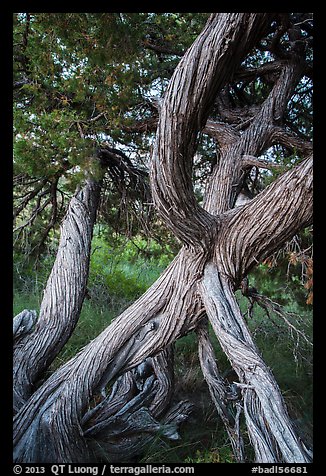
{"left": 217, "top": 156, "right": 312, "bottom": 282}
{"left": 150, "top": 13, "right": 274, "bottom": 248}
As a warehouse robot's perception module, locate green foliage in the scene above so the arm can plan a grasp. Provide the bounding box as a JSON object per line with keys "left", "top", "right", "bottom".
{"left": 234, "top": 285, "right": 313, "bottom": 441}
{"left": 13, "top": 225, "right": 175, "bottom": 308}
{"left": 13, "top": 13, "right": 212, "bottom": 255}
{"left": 139, "top": 430, "right": 235, "bottom": 464}
{"left": 13, "top": 290, "right": 43, "bottom": 316}
{"left": 13, "top": 12, "right": 209, "bottom": 177}
{"left": 88, "top": 230, "right": 174, "bottom": 305}
{"left": 13, "top": 248, "right": 55, "bottom": 294}
{"left": 14, "top": 12, "right": 312, "bottom": 260}
{"left": 184, "top": 446, "right": 234, "bottom": 463}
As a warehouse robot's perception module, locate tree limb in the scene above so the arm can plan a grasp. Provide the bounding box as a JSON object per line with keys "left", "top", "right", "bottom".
{"left": 218, "top": 156, "right": 313, "bottom": 282}
{"left": 203, "top": 55, "right": 306, "bottom": 215}
{"left": 151, "top": 13, "right": 274, "bottom": 248}
{"left": 270, "top": 127, "right": 313, "bottom": 156}
{"left": 142, "top": 39, "right": 184, "bottom": 57}
{"left": 199, "top": 263, "right": 311, "bottom": 462}
{"left": 14, "top": 176, "right": 102, "bottom": 413}
{"left": 242, "top": 155, "right": 284, "bottom": 170}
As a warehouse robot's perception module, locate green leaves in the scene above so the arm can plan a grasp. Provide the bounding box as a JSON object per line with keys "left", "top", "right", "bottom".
{"left": 88, "top": 229, "right": 174, "bottom": 303}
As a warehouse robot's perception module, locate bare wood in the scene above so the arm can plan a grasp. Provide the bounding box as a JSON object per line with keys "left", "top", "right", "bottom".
{"left": 242, "top": 155, "right": 284, "bottom": 170}
{"left": 13, "top": 310, "right": 37, "bottom": 339}
{"left": 13, "top": 13, "right": 313, "bottom": 464}
{"left": 196, "top": 320, "right": 245, "bottom": 462}
{"left": 204, "top": 59, "right": 306, "bottom": 215}
{"left": 14, "top": 154, "right": 311, "bottom": 462}
{"left": 13, "top": 248, "right": 206, "bottom": 462}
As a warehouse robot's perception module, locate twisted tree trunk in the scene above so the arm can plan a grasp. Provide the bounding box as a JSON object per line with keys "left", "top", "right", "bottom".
{"left": 13, "top": 13, "right": 313, "bottom": 463}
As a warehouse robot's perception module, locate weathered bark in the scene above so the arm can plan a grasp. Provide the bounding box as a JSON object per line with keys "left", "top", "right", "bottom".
{"left": 149, "top": 12, "right": 312, "bottom": 463}
{"left": 13, "top": 153, "right": 312, "bottom": 461}
{"left": 82, "top": 347, "right": 194, "bottom": 462}
{"left": 150, "top": 13, "right": 273, "bottom": 247}
{"left": 199, "top": 265, "right": 311, "bottom": 463}
{"left": 13, "top": 178, "right": 101, "bottom": 413}
{"left": 204, "top": 59, "right": 306, "bottom": 215}
{"left": 215, "top": 156, "right": 313, "bottom": 284}
{"left": 13, "top": 247, "right": 206, "bottom": 463}
{"left": 13, "top": 12, "right": 313, "bottom": 464}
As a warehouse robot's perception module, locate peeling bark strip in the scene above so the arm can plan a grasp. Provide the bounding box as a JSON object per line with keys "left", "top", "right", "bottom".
{"left": 82, "top": 347, "right": 194, "bottom": 463}
{"left": 13, "top": 310, "right": 37, "bottom": 339}
{"left": 13, "top": 178, "right": 101, "bottom": 413}
{"left": 149, "top": 12, "right": 312, "bottom": 462}
{"left": 151, "top": 13, "right": 273, "bottom": 247}
{"left": 199, "top": 264, "right": 311, "bottom": 463}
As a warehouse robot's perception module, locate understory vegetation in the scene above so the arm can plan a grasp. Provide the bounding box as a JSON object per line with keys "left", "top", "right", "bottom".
{"left": 13, "top": 228, "right": 313, "bottom": 463}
